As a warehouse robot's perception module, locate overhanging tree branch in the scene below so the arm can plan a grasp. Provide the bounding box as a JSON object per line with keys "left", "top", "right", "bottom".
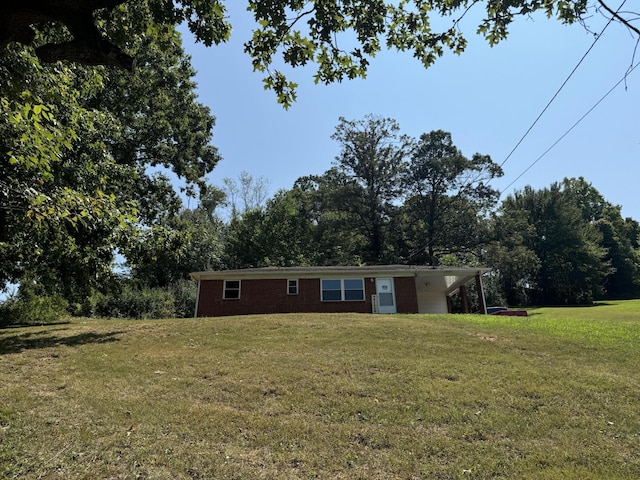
{"left": 598, "top": 0, "right": 640, "bottom": 35}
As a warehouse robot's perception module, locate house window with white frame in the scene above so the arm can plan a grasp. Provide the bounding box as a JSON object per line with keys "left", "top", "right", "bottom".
{"left": 287, "top": 279, "right": 298, "bottom": 295}
{"left": 321, "top": 278, "right": 364, "bottom": 301}
{"left": 223, "top": 280, "right": 240, "bottom": 299}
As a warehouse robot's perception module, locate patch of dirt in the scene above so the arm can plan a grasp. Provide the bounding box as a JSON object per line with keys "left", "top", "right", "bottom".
{"left": 476, "top": 334, "right": 498, "bottom": 341}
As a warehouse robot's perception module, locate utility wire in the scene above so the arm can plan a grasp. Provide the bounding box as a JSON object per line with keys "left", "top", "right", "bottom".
{"left": 499, "top": 0, "right": 627, "bottom": 168}
{"left": 500, "top": 58, "right": 640, "bottom": 194}
{"left": 407, "top": 2, "right": 631, "bottom": 260}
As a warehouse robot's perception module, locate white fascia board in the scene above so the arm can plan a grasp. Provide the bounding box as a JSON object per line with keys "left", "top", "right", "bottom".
{"left": 190, "top": 266, "right": 492, "bottom": 282}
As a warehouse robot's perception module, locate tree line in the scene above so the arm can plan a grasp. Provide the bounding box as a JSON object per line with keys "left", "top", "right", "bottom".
{"left": 4, "top": 112, "right": 639, "bottom": 322}
{"left": 2, "top": 1, "right": 639, "bottom": 322}
{"left": 223, "top": 116, "right": 640, "bottom": 307}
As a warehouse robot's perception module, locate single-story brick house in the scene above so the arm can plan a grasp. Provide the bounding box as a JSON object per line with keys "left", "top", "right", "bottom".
{"left": 190, "top": 265, "right": 491, "bottom": 317}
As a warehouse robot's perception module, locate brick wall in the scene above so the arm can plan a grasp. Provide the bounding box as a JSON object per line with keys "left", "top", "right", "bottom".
{"left": 393, "top": 277, "right": 419, "bottom": 313}
{"left": 196, "top": 276, "right": 419, "bottom": 317}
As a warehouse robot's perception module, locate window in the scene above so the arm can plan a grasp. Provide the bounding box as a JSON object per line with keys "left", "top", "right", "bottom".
{"left": 321, "top": 279, "right": 342, "bottom": 301}
{"left": 223, "top": 280, "right": 240, "bottom": 299}
{"left": 344, "top": 279, "right": 365, "bottom": 300}
{"left": 287, "top": 279, "right": 298, "bottom": 295}
{"left": 321, "top": 278, "right": 364, "bottom": 301}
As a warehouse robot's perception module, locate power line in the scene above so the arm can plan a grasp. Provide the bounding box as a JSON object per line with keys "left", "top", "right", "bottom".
{"left": 499, "top": 0, "right": 628, "bottom": 168}
{"left": 500, "top": 58, "right": 640, "bottom": 194}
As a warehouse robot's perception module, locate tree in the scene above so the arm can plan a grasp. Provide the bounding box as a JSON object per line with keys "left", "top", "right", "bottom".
{"left": 1, "top": 12, "right": 221, "bottom": 300}
{"left": 125, "top": 200, "right": 226, "bottom": 288}
{"left": 223, "top": 170, "right": 383, "bottom": 269}
{"left": 401, "top": 130, "right": 502, "bottom": 265}
{"left": 291, "top": 172, "right": 370, "bottom": 266}
{"left": 483, "top": 205, "right": 541, "bottom": 306}
{"left": 496, "top": 183, "right": 610, "bottom": 305}
{"left": 222, "top": 171, "right": 270, "bottom": 220}
{"left": 560, "top": 177, "right": 640, "bottom": 299}
{"left": 330, "top": 115, "right": 412, "bottom": 263}
{"left": 0, "top": 41, "right": 132, "bottom": 299}
{"left": 223, "top": 188, "right": 319, "bottom": 269}
{"left": 2, "top": 2, "right": 636, "bottom": 106}
{"left": 486, "top": 178, "right": 640, "bottom": 305}
{"left": 0, "top": 0, "right": 230, "bottom": 69}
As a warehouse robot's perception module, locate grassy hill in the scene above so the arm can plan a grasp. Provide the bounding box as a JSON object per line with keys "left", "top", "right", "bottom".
{"left": 1, "top": 301, "right": 639, "bottom": 479}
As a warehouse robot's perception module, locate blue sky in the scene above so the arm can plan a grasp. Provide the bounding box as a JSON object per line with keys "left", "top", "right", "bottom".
{"left": 180, "top": 4, "right": 639, "bottom": 220}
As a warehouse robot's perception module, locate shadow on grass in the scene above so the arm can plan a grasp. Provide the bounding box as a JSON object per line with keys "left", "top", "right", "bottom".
{"left": 0, "top": 321, "right": 72, "bottom": 330}
{"left": 0, "top": 330, "right": 125, "bottom": 355}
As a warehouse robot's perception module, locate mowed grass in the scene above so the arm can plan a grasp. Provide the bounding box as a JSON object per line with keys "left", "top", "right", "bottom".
{"left": 1, "top": 302, "right": 639, "bottom": 479}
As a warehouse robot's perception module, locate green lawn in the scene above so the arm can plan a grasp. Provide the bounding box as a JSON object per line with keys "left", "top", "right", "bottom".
{"left": 1, "top": 301, "right": 639, "bottom": 479}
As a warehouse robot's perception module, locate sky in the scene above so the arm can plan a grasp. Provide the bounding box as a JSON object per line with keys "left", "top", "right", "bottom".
{"left": 179, "top": 4, "right": 639, "bottom": 220}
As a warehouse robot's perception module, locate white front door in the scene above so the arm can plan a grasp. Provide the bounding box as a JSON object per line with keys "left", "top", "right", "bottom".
{"left": 375, "top": 278, "right": 396, "bottom": 314}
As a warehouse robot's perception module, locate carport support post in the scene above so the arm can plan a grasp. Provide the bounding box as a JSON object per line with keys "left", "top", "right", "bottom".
{"left": 476, "top": 273, "right": 487, "bottom": 315}
{"left": 459, "top": 285, "right": 469, "bottom": 313}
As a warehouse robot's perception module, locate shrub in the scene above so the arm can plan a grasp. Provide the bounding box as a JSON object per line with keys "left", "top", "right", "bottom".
{"left": 170, "top": 280, "right": 197, "bottom": 318}
{"left": 0, "top": 294, "right": 69, "bottom": 327}
{"left": 90, "top": 284, "right": 176, "bottom": 319}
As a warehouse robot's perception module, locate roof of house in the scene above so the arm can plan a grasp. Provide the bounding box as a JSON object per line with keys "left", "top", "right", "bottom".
{"left": 190, "top": 265, "right": 491, "bottom": 286}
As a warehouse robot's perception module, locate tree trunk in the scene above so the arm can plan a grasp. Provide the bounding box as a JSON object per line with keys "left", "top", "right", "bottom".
{"left": 1, "top": 0, "right": 134, "bottom": 69}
